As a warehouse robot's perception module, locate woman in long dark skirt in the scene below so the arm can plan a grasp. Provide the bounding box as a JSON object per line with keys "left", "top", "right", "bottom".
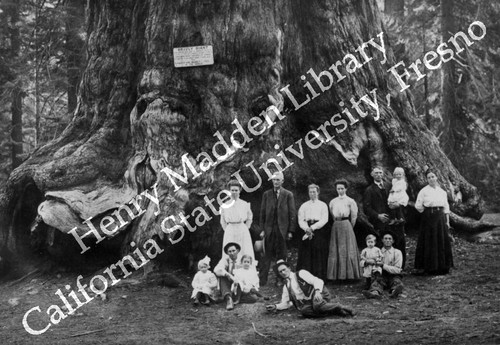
{"left": 414, "top": 170, "right": 453, "bottom": 274}
{"left": 296, "top": 184, "right": 329, "bottom": 280}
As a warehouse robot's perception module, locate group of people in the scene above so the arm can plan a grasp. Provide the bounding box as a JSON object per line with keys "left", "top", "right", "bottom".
{"left": 190, "top": 166, "right": 454, "bottom": 317}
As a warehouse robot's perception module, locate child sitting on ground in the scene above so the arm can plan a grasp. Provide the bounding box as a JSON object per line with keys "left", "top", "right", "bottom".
{"left": 387, "top": 167, "right": 409, "bottom": 225}
{"left": 231, "top": 255, "right": 263, "bottom": 301}
{"left": 191, "top": 256, "right": 218, "bottom": 306}
{"left": 360, "top": 234, "right": 383, "bottom": 289}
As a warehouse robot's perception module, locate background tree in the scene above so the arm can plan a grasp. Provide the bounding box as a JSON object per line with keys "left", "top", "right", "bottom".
{"left": 64, "top": 0, "right": 85, "bottom": 114}
{"left": 380, "top": 0, "right": 500, "bottom": 211}
{"left": 0, "top": 0, "right": 86, "bottom": 186}
{"left": 0, "top": 0, "right": 24, "bottom": 170}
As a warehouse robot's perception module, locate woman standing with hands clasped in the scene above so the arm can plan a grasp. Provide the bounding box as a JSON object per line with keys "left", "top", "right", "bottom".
{"left": 414, "top": 170, "right": 453, "bottom": 275}
{"left": 326, "top": 179, "right": 361, "bottom": 281}
{"left": 220, "top": 180, "right": 255, "bottom": 262}
{"left": 296, "top": 184, "right": 329, "bottom": 280}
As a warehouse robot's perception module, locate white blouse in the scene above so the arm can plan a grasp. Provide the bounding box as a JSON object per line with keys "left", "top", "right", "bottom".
{"left": 329, "top": 196, "right": 358, "bottom": 223}
{"left": 415, "top": 185, "right": 450, "bottom": 214}
{"left": 220, "top": 198, "right": 253, "bottom": 229}
{"left": 297, "top": 199, "right": 328, "bottom": 231}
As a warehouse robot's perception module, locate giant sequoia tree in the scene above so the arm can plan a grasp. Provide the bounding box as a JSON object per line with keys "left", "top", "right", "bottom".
{"left": 0, "top": 0, "right": 493, "bottom": 267}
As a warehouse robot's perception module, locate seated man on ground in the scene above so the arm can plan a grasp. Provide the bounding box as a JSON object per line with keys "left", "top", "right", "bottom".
{"left": 266, "top": 260, "right": 353, "bottom": 318}
{"left": 362, "top": 230, "right": 404, "bottom": 299}
{"left": 214, "top": 242, "right": 258, "bottom": 310}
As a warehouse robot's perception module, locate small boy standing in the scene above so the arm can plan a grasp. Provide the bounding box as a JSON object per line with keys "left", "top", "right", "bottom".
{"left": 360, "top": 234, "right": 383, "bottom": 289}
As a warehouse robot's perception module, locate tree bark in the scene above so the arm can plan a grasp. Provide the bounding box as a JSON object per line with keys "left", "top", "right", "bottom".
{"left": 439, "top": 0, "right": 469, "bottom": 167}
{"left": 11, "top": 88, "right": 23, "bottom": 170}
{"left": 65, "top": 0, "right": 85, "bottom": 115}
{"left": 6, "top": 0, "right": 23, "bottom": 170}
{"left": 440, "top": 0, "right": 455, "bottom": 157}
{"left": 0, "top": 0, "right": 487, "bottom": 266}
{"left": 384, "top": 0, "right": 404, "bottom": 17}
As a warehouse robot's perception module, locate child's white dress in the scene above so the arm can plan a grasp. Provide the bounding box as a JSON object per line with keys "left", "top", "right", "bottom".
{"left": 232, "top": 267, "right": 260, "bottom": 293}
{"left": 388, "top": 179, "right": 409, "bottom": 206}
{"left": 191, "top": 270, "right": 218, "bottom": 299}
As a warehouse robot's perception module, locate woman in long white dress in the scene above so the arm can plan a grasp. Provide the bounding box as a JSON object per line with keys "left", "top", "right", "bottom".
{"left": 220, "top": 180, "right": 255, "bottom": 261}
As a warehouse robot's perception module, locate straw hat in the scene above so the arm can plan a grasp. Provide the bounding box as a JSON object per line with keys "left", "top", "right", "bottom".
{"left": 223, "top": 242, "right": 241, "bottom": 254}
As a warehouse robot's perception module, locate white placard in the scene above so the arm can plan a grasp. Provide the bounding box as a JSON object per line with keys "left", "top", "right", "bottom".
{"left": 173, "top": 45, "right": 214, "bottom": 68}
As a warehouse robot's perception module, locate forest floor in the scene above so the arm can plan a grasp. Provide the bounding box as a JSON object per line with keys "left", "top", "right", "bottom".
{"left": 0, "top": 234, "right": 499, "bottom": 345}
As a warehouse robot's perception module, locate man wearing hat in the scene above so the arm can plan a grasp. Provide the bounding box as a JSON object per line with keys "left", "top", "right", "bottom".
{"left": 259, "top": 171, "right": 296, "bottom": 286}
{"left": 265, "top": 260, "right": 353, "bottom": 318}
{"left": 214, "top": 242, "right": 257, "bottom": 310}
{"left": 362, "top": 230, "right": 404, "bottom": 299}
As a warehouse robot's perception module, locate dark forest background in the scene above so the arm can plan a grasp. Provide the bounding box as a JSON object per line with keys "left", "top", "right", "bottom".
{"left": 0, "top": 0, "right": 84, "bottom": 180}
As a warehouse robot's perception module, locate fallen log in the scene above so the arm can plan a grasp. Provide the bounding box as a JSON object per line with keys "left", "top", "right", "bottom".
{"left": 450, "top": 213, "right": 498, "bottom": 233}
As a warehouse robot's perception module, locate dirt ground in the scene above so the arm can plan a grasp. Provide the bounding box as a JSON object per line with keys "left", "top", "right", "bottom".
{"left": 1, "top": 235, "right": 499, "bottom": 345}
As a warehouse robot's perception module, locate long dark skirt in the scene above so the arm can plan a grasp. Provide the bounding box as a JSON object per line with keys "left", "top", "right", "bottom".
{"left": 296, "top": 226, "right": 329, "bottom": 281}
{"left": 414, "top": 208, "right": 453, "bottom": 274}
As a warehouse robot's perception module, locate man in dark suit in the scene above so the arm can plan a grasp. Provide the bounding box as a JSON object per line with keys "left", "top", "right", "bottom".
{"left": 363, "top": 167, "right": 407, "bottom": 269}
{"left": 259, "top": 171, "right": 296, "bottom": 286}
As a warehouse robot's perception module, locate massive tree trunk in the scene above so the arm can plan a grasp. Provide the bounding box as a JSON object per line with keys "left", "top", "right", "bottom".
{"left": 0, "top": 0, "right": 489, "bottom": 268}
